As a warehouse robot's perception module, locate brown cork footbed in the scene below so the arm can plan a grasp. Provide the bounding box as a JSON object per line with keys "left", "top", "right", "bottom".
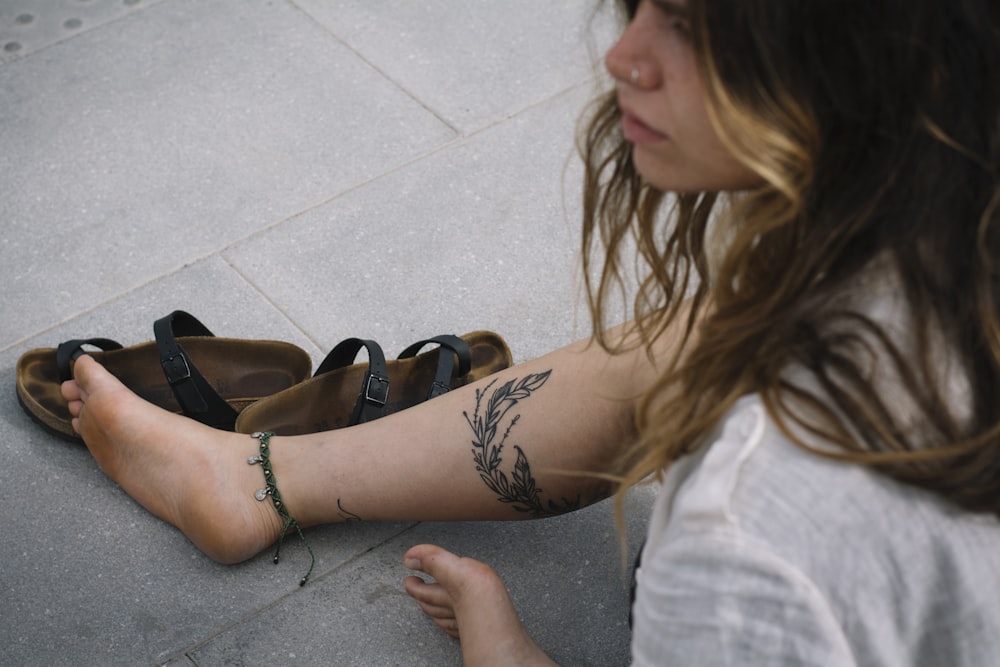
{"left": 16, "top": 337, "right": 312, "bottom": 441}
{"left": 234, "top": 331, "right": 512, "bottom": 436}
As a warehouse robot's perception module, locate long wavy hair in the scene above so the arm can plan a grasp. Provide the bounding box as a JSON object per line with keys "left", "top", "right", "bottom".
{"left": 582, "top": 0, "right": 1000, "bottom": 514}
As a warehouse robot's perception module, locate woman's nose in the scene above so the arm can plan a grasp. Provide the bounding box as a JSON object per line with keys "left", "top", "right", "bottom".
{"left": 603, "top": 10, "right": 657, "bottom": 88}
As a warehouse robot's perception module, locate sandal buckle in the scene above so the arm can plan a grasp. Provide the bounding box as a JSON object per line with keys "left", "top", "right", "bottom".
{"left": 161, "top": 352, "right": 192, "bottom": 385}
{"left": 429, "top": 380, "right": 451, "bottom": 399}
{"left": 364, "top": 373, "right": 389, "bottom": 406}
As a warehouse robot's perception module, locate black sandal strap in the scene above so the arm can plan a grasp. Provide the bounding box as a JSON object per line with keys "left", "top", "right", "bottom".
{"left": 314, "top": 338, "right": 389, "bottom": 425}
{"left": 398, "top": 334, "right": 471, "bottom": 400}
{"left": 153, "top": 310, "right": 239, "bottom": 430}
{"left": 56, "top": 338, "right": 124, "bottom": 382}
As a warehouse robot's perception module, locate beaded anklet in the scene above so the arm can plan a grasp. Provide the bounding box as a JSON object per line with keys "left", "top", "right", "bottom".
{"left": 248, "top": 431, "right": 315, "bottom": 586}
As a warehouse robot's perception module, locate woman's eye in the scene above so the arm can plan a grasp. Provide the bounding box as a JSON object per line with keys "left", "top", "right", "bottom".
{"left": 647, "top": 1, "right": 692, "bottom": 39}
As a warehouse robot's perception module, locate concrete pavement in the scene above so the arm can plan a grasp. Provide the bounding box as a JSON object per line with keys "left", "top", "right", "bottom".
{"left": 0, "top": 2, "right": 653, "bottom": 664}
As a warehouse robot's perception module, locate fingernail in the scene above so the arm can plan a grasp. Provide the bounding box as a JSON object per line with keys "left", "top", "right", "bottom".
{"left": 404, "top": 557, "right": 420, "bottom": 569}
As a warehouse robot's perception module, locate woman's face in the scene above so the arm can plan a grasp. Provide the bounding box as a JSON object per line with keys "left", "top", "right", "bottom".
{"left": 605, "top": 0, "right": 761, "bottom": 192}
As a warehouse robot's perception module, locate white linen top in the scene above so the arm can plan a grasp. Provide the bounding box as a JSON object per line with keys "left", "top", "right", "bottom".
{"left": 631, "top": 395, "right": 1000, "bottom": 666}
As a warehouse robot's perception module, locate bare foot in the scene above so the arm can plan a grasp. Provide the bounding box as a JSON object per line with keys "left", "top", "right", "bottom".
{"left": 61, "top": 355, "right": 284, "bottom": 563}
{"left": 403, "top": 544, "right": 558, "bottom": 667}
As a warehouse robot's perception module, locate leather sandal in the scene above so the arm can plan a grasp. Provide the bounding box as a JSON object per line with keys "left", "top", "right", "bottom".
{"left": 234, "top": 330, "right": 513, "bottom": 436}
{"left": 16, "top": 310, "right": 312, "bottom": 440}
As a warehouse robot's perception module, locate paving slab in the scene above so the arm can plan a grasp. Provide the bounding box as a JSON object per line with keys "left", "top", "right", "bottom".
{"left": 1, "top": 260, "right": 415, "bottom": 665}
{"left": 0, "top": 0, "right": 455, "bottom": 348}
{"left": 0, "top": 1, "right": 643, "bottom": 665}
{"left": 294, "top": 0, "right": 619, "bottom": 133}
{"left": 224, "top": 83, "right": 596, "bottom": 363}
{"left": 187, "top": 488, "right": 653, "bottom": 667}
{"left": 0, "top": 0, "right": 168, "bottom": 64}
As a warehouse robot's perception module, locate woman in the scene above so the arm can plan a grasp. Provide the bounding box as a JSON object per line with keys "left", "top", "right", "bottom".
{"left": 63, "top": 0, "right": 1000, "bottom": 663}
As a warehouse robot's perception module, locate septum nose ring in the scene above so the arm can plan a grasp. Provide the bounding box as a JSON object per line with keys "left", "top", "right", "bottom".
{"left": 630, "top": 66, "right": 640, "bottom": 84}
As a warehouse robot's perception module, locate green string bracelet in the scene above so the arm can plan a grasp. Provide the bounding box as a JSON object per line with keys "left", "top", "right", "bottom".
{"left": 248, "top": 431, "right": 315, "bottom": 586}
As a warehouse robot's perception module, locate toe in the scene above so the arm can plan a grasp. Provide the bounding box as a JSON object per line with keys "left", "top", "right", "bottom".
{"left": 61, "top": 379, "right": 83, "bottom": 402}
{"left": 403, "top": 575, "right": 452, "bottom": 606}
{"left": 404, "top": 544, "right": 468, "bottom": 588}
{"left": 433, "top": 617, "right": 461, "bottom": 638}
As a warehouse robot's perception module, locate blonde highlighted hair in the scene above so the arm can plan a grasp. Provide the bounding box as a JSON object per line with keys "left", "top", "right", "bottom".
{"left": 582, "top": 0, "right": 1000, "bottom": 514}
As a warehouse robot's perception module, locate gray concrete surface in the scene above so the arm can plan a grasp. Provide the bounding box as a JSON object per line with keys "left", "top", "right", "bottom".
{"left": 1, "top": 2, "right": 653, "bottom": 665}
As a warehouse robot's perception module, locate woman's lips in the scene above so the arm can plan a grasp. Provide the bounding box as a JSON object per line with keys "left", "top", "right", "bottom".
{"left": 621, "top": 109, "right": 669, "bottom": 144}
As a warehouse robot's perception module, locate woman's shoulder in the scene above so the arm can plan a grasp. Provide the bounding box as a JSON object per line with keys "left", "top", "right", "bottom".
{"left": 659, "top": 395, "right": 1000, "bottom": 565}
{"left": 643, "top": 394, "right": 1000, "bottom": 664}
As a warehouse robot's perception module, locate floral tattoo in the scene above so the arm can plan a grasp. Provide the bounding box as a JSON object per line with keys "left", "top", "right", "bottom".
{"left": 464, "top": 371, "right": 580, "bottom": 517}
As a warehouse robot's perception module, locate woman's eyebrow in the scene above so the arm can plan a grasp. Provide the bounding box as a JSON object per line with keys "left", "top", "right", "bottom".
{"left": 652, "top": 0, "right": 690, "bottom": 18}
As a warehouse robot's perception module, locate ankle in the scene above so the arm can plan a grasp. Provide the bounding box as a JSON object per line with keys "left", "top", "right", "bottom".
{"left": 174, "top": 431, "right": 288, "bottom": 566}
{"left": 247, "top": 431, "right": 315, "bottom": 585}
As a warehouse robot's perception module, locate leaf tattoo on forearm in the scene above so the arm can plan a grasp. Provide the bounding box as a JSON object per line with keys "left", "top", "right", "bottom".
{"left": 464, "top": 371, "right": 580, "bottom": 517}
